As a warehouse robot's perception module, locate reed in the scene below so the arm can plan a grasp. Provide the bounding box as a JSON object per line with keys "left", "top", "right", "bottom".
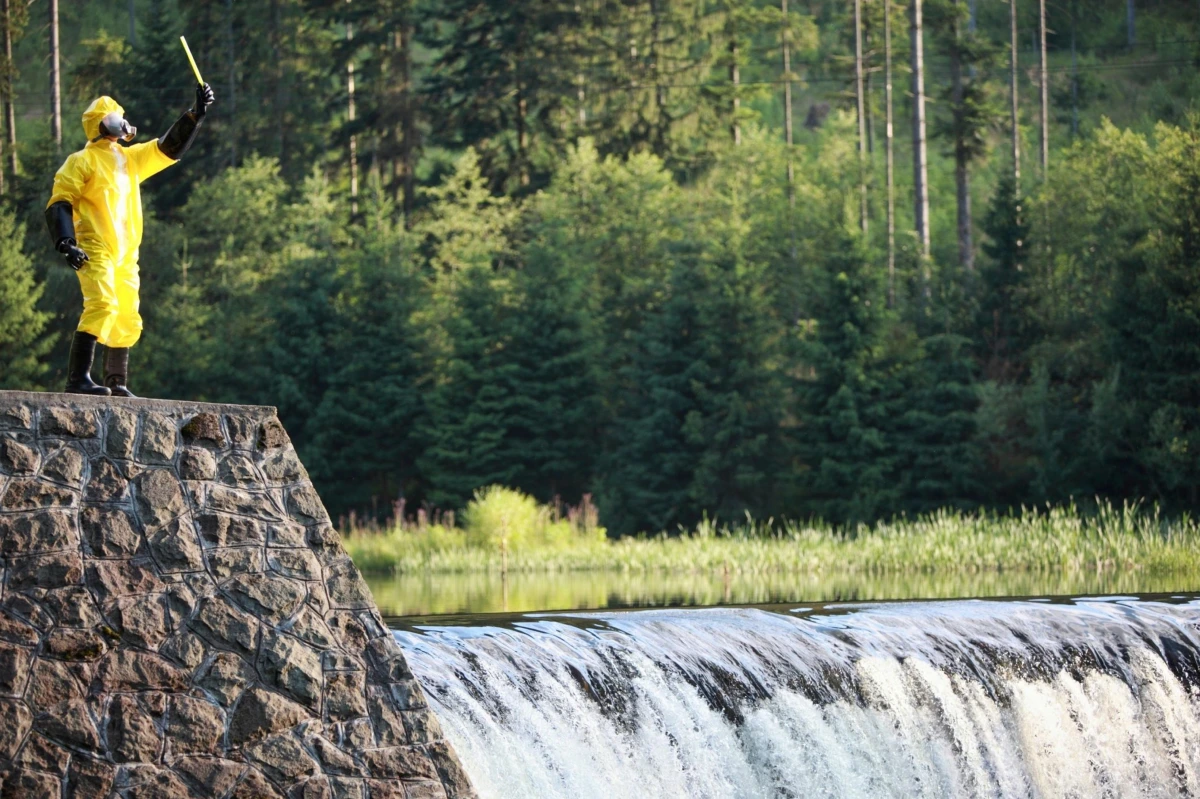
{"left": 343, "top": 491, "right": 1200, "bottom": 579}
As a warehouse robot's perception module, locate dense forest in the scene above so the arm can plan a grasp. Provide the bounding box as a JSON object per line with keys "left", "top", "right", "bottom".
{"left": 0, "top": 0, "right": 1198, "bottom": 534}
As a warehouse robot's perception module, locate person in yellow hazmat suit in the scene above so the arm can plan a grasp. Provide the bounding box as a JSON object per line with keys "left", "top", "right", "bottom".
{"left": 45, "top": 83, "right": 215, "bottom": 397}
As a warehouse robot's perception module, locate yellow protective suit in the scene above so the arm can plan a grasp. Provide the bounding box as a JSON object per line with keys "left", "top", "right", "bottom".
{"left": 47, "top": 97, "right": 177, "bottom": 348}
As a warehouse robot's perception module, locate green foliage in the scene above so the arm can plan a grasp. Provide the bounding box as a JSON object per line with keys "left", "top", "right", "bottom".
{"left": 7, "top": 0, "right": 1200, "bottom": 537}
{"left": 0, "top": 210, "right": 51, "bottom": 389}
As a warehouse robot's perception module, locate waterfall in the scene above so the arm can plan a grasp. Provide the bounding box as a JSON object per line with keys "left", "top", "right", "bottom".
{"left": 394, "top": 597, "right": 1200, "bottom": 798}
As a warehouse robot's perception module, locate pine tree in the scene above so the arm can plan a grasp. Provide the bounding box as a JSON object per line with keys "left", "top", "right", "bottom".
{"left": 307, "top": 218, "right": 427, "bottom": 516}
{"left": 977, "top": 172, "right": 1030, "bottom": 381}
{"left": 0, "top": 209, "right": 51, "bottom": 389}
{"left": 798, "top": 232, "right": 898, "bottom": 524}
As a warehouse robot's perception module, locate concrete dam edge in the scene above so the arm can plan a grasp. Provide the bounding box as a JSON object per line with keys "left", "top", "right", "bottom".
{"left": 0, "top": 390, "right": 476, "bottom": 799}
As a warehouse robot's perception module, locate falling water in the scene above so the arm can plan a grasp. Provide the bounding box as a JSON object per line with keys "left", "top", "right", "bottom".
{"left": 394, "top": 596, "right": 1200, "bottom": 799}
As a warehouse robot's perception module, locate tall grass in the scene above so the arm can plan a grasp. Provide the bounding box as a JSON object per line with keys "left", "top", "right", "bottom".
{"left": 342, "top": 489, "right": 1200, "bottom": 579}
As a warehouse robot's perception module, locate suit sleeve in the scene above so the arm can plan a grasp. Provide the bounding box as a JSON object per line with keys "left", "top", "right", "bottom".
{"left": 47, "top": 152, "right": 91, "bottom": 209}
{"left": 128, "top": 140, "right": 177, "bottom": 181}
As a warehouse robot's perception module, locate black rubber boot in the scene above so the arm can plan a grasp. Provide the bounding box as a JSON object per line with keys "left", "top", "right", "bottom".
{"left": 65, "top": 332, "right": 111, "bottom": 396}
{"left": 103, "top": 346, "right": 137, "bottom": 398}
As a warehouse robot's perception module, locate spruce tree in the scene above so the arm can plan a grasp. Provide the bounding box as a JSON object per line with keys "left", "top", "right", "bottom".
{"left": 798, "top": 232, "right": 898, "bottom": 524}
{"left": 0, "top": 209, "right": 51, "bottom": 389}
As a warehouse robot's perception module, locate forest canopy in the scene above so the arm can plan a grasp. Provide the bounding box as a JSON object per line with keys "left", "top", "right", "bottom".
{"left": 1, "top": 0, "right": 1198, "bottom": 534}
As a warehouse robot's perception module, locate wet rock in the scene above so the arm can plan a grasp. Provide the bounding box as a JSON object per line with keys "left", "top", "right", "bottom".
{"left": 426, "top": 741, "right": 474, "bottom": 798}
{"left": 97, "top": 650, "right": 187, "bottom": 692}
{"left": 167, "top": 694, "right": 225, "bottom": 755}
{"left": 226, "top": 572, "right": 306, "bottom": 624}
{"left": 14, "top": 732, "right": 71, "bottom": 775}
{"left": 85, "top": 457, "right": 129, "bottom": 502}
{"left": 122, "top": 764, "right": 191, "bottom": 799}
{"left": 0, "top": 612, "right": 39, "bottom": 647}
{"left": 258, "top": 419, "right": 289, "bottom": 449}
{"left": 258, "top": 632, "right": 322, "bottom": 708}
{"left": 207, "top": 547, "right": 264, "bottom": 579}
{"left": 261, "top": 448, "right": 305, "bottom": 484}
{"left": 87, "top": 558, "right": 164, "bottom": 599}
{"left": 0, "top": 438, "right": 38, "bottom": 475}
{"left": 229, "top": 687, "right": 309, "bottom": 746}
{"left": 39, "top": 407, "right": 98, "bottom": 439}
{"left": 366, "top": 687, "right": 407, "bottom": 747}
{"left": 207, "top": 485, "right": 283, "bottom": 520}
{"left": 179, "top": 447, "right": 218, "bottom": 481}
{"left": 174, "top": 755, "right": 246, "bottom": 797}
{"left": 197, "top": 513, "right": 263, "bottom": 548}
{"left": 268, "top": 548, "right": 321, "bottom": 581}
{"left": 217, "top": 453, "right": 260, "bottom": 486}
{"left": 66, "top": 755, "right": 116, "bottom": 799}
{"left": 1, "top": 768, "right": 61, "bottom": 797}
{"left": 107, "top": 694, "right": 161, "bottom": 763}
{"left": 2, "top": 478, "right": 75, "bottom": 511}
{"left": 191, "top": 595, "right": 261, "bottom": 658}
{"left": 42, "top": 445, "right": 86, "bottom": 487}
{"left": 159, "top": 632, "right": 207, "bottom": 670}
{"left": 325, "top": 671, "right": 368, "bottom": 722}
{"left": 325, "top": 559, "right": 374, "bottom": 610}
{"left": 0, "top": 642, "right": 33, "bottom": 695}
{"left": 106, "top": 408, "right": 138, "bottom": 460}
{"left": 287, "top": 485, "right": 328, "bottom": 525}
{"left": 309, "top": 734, "right": 363, "bottom": 776}
{"left": 230, "top": 767, "right": 287, "bottom": 799}
{"left": 0, "top": 698, "right": 32, "bottom": 760}
{"left": 25, "top": 659, "right": 82, "bottom": 707}
{"left": 389, "top": 678, "right": 429, "bottom": 710}
{"left": 0, "top": 510, "right": 78, "bottom": 556}
{"left": 0, "top": 403, "right": 32, "bottom": 430}
{"left": 133, "top": 469, "right": 187, "bottom": 531}
{"left": 147, "top": 516, "right": 203, "bottom": 573}
{"left": 43, "top": 628, "right": 107, "bottom": 661}
{"left": 137, "top": 413, "right": 177, "bottom": 464}
{"left": 38, "top": 697, "right": 101, "bottom": 752}
{"left": 288, "top": 607, "right": 337, "bottom": 650}
{"left": 80, "top": 506, "right": 142, "bottom": 558}
{"left": 360, "top": 746, "right": 438, "bottom": 781}
{"left": 8, "top": 551, "right": 84, "bottom": 591}
{"left": 196, "top": 651, "right": 256, "bottom": 706}
{"left": 107, "top": 594, "right": 168, "bottom": 649}
{"left": 182, "top": 412, "right": 226, "bottom": 448}
{"left": 245, "top": 733, "right": 321, "bottom": 784}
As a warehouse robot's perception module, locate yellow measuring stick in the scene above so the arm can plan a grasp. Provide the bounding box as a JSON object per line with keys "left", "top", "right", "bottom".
{"left": 180, "top": 36, "right": 204, "bottom": 86}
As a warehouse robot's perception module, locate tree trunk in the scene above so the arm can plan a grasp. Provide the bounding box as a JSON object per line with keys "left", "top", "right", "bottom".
{"left": 782, "top": 0, "right": 794, "bottom": 204}
{"left": 885, "top": 0, "right": 896, "bottom": 305}
{"left": 2, "top": 0, "right": 16, "bottom": 179}
{"left": 854, "top": 0, "right": 868, "bottom": 235}
{"left": 951, "top": 4, "right": 972, "bottom": 272}
{"left": 1010, "top": 0, "right": 1020, "bottom": 196}
{"left": 400, "top": 20, "right": 415, "bottom": 218}
{"left": 50, "top": 0, "right": 61, "bottom": 149}
{"left": 1071, "top": 1, "right": 1078, "bottom": 138}
{"left": 224, "top": 0, "right": 237, "bottom": 165}
{"left": 730, "top": 38, "right": 740, "bottom": 145}
{"left": 1039, "top": 0, "right": 1048, "bottom": 176}
{"left": 911, "top": 0, "right": 930, "bottom": 264}
{"left": 346, "top": 4, "right": 358, "bottom": 216}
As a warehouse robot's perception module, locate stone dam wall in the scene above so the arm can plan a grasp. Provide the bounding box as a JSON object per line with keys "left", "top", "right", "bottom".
{"left": 0, "top": 391, "right": 475, "bottom": 799}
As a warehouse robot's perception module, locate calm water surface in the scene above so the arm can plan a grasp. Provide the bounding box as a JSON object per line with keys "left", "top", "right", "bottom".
{"left": 365, "top": 568, "right": 1200, "bottom": 617}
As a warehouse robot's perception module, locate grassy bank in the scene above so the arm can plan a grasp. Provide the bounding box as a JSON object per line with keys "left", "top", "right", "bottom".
{"left": 343, "top": 489, "right": 1200, "bottom": 580}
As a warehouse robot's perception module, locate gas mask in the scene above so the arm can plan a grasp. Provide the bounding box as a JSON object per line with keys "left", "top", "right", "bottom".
{"left": 95, "top": 111, "right": 137, "bottom": 142}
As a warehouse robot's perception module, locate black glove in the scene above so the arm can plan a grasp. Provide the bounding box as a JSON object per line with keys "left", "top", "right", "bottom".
{"left": 192, "top": 83, "right": 215, "bottom": 117}
{"left": 57, "top": 239, "right": 89, "bottom": 271}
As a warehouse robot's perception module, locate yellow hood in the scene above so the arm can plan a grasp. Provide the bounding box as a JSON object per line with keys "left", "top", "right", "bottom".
{"left": 82, "top": 96, "right": 124, "bottom": 141}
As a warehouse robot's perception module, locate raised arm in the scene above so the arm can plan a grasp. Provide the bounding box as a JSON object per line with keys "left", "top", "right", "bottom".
{"left": 158, "top": 83, "right": 215, "bottom": 161}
